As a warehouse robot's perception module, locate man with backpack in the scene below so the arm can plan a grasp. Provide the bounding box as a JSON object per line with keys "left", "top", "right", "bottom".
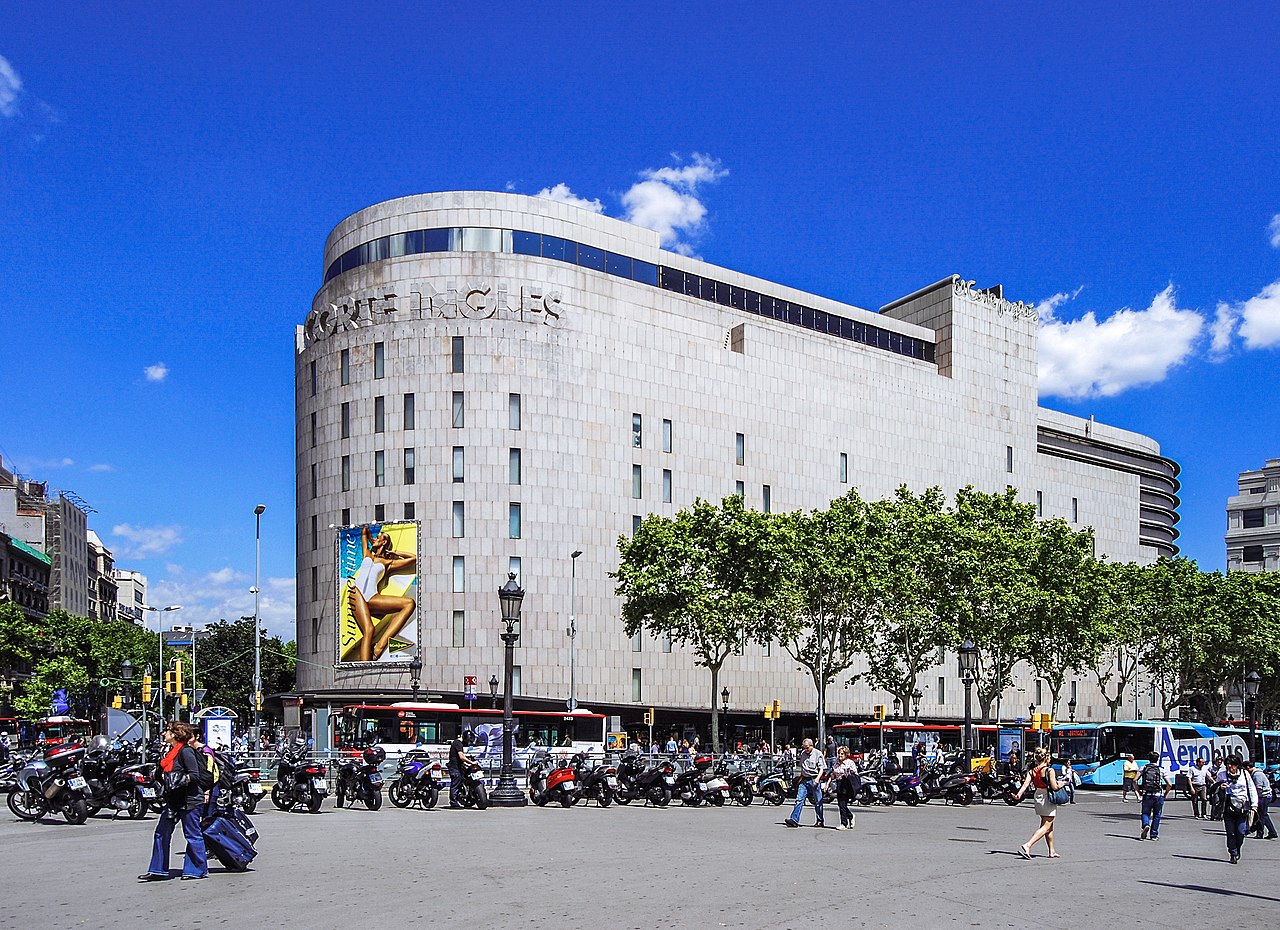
{"left": 1138, "top": 751, "right": 1173, "bottom": 841}
{"left": 1244, "top": 758, "right": 1278, "bottom": 840}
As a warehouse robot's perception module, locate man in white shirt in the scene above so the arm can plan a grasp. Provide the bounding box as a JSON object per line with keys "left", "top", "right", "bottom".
{"left": 785, "top": 738, "right": 826, "bottom": 828}
{"left": 1187, "top": 757, "right": 1209, "bottom": 819}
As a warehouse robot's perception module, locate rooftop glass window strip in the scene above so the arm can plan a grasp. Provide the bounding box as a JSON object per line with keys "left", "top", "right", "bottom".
{"left": 512, "top": 230, "right": 542, "bottom": 256}
{"left": 423, "top": 228, "right": 451, "bottom": 251}
{"left": 633, "top": 260, "right": 659, "bottom": 285}
{"left": 716, "top": 281, "right": 733, "bottom": 307}
{"left": 540, "top": 235, "right": 570, "bottom": 262}
{"left": 576, "top": 243, "right": 605, "bottom": 271}
{"left": 605, "top": 252, "right": 632, "bottom": 277}
{"left": 659, "top": 266, "right": 684, "bottom": 292}
{"left": 404, "top": 229, "right": 424, "bottom": 255}
{"left": 389, "top": 232, "right": 407, "bottom": 258}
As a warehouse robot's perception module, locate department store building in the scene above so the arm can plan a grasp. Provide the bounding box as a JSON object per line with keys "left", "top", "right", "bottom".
{"left": 293, "top": 191, "right": 1180, "bottom": 741}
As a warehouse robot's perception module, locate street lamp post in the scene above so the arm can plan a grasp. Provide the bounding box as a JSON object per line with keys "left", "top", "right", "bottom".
{"left": 488, "top": 675, "right": 499, "bottom": 710}
{"left": 120, "top": 659, "right": 134, "bottom": 710}
{"left": 958, "top": 640, "right": 979, "bottom": 774}
{"left": 568, "top": 550, "right": 582, "bottom": 712}
{"left": 141, "top": 605, "right": 182, "bottom": 736}
{"left": 1245, "top": 670, "right": 1262, "bottom": 760}
{"left": 1028, "top": 703, "right": 1038, "bottom": 749}
{"left": 493, "top": 573, "right": 528, "bottom": 807}
{"left": 892, "top": 696, "right": 901, "bottom": 720}
{"left": 912, "top": 689, "right": 922, "bottom": 720}
{"left": 1068, "top": 698, "right": 1078, "bottom": 723}
{"left": 720, "top": 687, "right": 731, "bottom": 753}
{"left": 409, "top": 655, "right": 423, "bottom": 702}
{"left": 252, "top": 504, "right": 266, "bottom": 743}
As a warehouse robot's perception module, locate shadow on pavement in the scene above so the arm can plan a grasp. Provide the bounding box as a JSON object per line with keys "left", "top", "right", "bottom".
{"left": 1139, "top": 881, "right": 1280, "bottom": 903}
{"left": 1170, "top": 854, "right": 1229, "bottom": 864}
{"left": 1103, "top": 833, "right": 1144, "bottom": 841}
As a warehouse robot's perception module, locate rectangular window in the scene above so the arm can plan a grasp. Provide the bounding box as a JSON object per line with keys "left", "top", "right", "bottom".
{"left": 735, "top": 432, "right": 745, "bottom": 466}
{"left": 374, "top": 503, "right": 385, "bottom": 523}
{"left": 341, "top": 402, "right": 350, "bottom": 439}
{"left": 452, "top": 392, "right": 464, "bottom": 428}
{"left": 340, "top": 349, "right": 350, "bottom": 386}
{"left": 512, "top": 666, "right": 522, "bottom": 696}
{"left": 632, "top": 515, "right": 642, "bottom": 534}
{"left": 662, "top": 419, "right": 672, "bottom": 453}
{"left": 311, "top": 463, "right": 318, "bottom": 499}
{"left": 631, "top": 669, "right": 642, "bottom": 702}
{"left": 499, "top": 446, "right": 517, "bottom": 485}
{"left": 1243, "top": 544, "right": 1265, "bottom": 562}
{"left": 374, "top": 396, "right": 385, "bottom": 433}
{"left": 1072, "top": 497, "right": 1079, "bottom": 523}
{"left": 937, "top": 677, "right": 946, "bottom": 705}
{"left": 662, "top": 469, "right": 672, "bottom": 503}
{"left": 452, "top": 447, "right": 465, "bottom": 483}
{"left": 452, "top": 556, "right": 465, "bottom": 593}
{"left": 1243, "top": 508, "right": 1265, "bottom": 529}
{"left": 374, "top": 450, "right": 385, "bottom": 487}
{"left": 451, "top": 336, "right": 464, "bottom": 373}
{"left": 1036, "top": 490, "right": 1043, "bottom": 517}
{"left": 341, "top": 507, "right": 350, "bottom": 525}
{"left": 632, "top": 631, "right": 642, "bottom": 652}
{"left": 310, "top": 617, "right": 319, "bottom": 654}
{"left": 403, "top": 449, "right": 415, "bottom": 485}
{"left": 310, "top": 515, "right": 317, "bottom": 551}
{"left": 1070, "top": 680, "right": 1078, "bottom": 702}
{"left": 1006, "top": 446, "right": 1014, "bottom": 473}
{"left": 509, "top": 393, "right": 521, "bottom": 430}
{"left": 310, "top": 412, "right": 317, "bottom": 449}
{"left": 632, "top": 413, "right": 643, "bottom": 448}
{"left": 403, "top": 502, "right": 415, "bottom": 520}
{"left": 735, "top": 480, "right": 745, "bottom": 498}
{"left": 662, "top": 633, "right": 672, "bottom": 654}
{"left": 762, "top": 484, "right": 772, "bottom": 513}
{"left": 452, "top": 610, "right": 465, "bottom": 648}
{"left": 839, "top": 452, "right": 848, "bottom": 483}
{"left": 1035, "top": 680, "right": 1044, "bottom": 706}
{"left": 763, "top": 641, "right": 770, "bottom": 657}
{"left": 374, "top": 342, "right": 385, "bottom": 379}
{"left": 509, "top": 503, "right": 521, "bottom": 539}
{"left": 310, "top": 360, "right": 317, "bottom": 397}
{"left": 632, "top": 465, "right": 642, "bottom": 499}
{"left": 452, "top": 502, "right": 465, "bottom": 538}
{"left": 311, "top": 565, "right": 318, "bottom": 601}
{"left": 509, "top": 556, "right": 521, "bottom": 585}
{"left": 341, "top": 456, "right": 350, "bottom": 492}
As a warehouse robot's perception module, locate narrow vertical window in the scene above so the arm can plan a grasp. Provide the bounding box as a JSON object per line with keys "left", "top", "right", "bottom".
{"left": 374, "top": 450, "right": 385, "bottom": 487}
{"left": 311, "top": 565, "right": 318, "bottom": 601}
{"left": 762, "top": 641, "right": 770, "bottom": 657}
{"left": 311, "top": 463, "right": 318, "bottom": 499}
{"left": 735, "top": 433, "right": 745, "bottom": 466}
{"left": 735, "top": 480, "right": 745, "bottom": 498}
{"left": 374, "top": 503, "right": 385, "bottom": 523}
{"left": 452, "top": 447, "right": 465, "bottom": 483}
{"left": 509, "top": 556, "right": 521, "bottom": 584}
{"left": 1072, "top": 497, "right": 1079, "bottom": 523}
{"left": 452, "top": 392, "right": 465, "bottom": 428}
{"left": 632, "top": 465, "right": 642, "bottom": 499}
{"left": 452, "top": 556, "right": 465, "bottom": 593}
{"left": 341, "top": 507, "right": 350, "bottom": 526}
{"left": 1006, "top": 445, "right": 1014, "bottom": 473}
{"left": 662, "top": 419, "right": 672, "bottom": 453}
{"left": 374, "top": 341, "right": 385, "bottom": 379}
{"left": 632, "top": 413, "right": 643, "bottom": 448}
{"left": 403, "top": 449, "right": 415, "bottom": 485}
{"left": 1036, "top": 490, "right": 1043, "bottom": 517}
{"left": 403, "top": 502, "right": 415, "bottom": 520}
{"left": 509, "top": 393, "right": 521, "bottom": 430}
{"left": 662, "top": 469, "right": 672, "bottom": 503}
{"left": 310, "top": 617, "right": 319, "bottom": 654}
{"left": 403, "top": 393, "right": 415, "bottom": 430}
{"left": 452, "top": 502, "right": 465, "bottom": 538}
{"left": 938, "top": 677, "right": 946, "bottom": 704}
{"left": 374, "top": 395, "right": 385, "bottom": 433}
{"left": 310, "top": 515, "right": 317, "bottom": 551}
{"left": 762, "top": 484, "right": 772, "bottom": 513}
{"left": 509, "top": 448, "right": 522, "bottom": 485}
{"left": 309, "top": 360, "right": 317, "bottom": 397}
{"left": 340, "top": 349, "right": 350, "bottom": 386}
{"left": 632, "top": 515, "right": 642, "bottom": 534}
{"left": 839, "top": 452, "right": 848, "bottom": 483}
{"left": 341, "top": 402, "right": 350, "bottom": 439}
{"left": 509, "top": 503, "right": 522, "bottom": 539}
{"left": 452, "top": 610, "right": 466, "bottom": 647}
{"left": 1035, "top": 680, "right": 1043, "bottom": 706}
{"left": 1070, "top": 680, "right": 1078, "bottom": 703}
{"left": 512, "top": 666, "right": 522, "bottom": 696}
{"left": 631, "top": 669, "right": 642, "bottom": 702}
{"left": 631, "top": 631, "right": 642, "bottom": 652}
{"left": 310, "top": 412, "right": 317, "bottom": 449}
{"left": 662, "top": 633, "right": 672, "bottom": 654}
{"left": 451, "top": 335, "right": 464, "bottom": 373}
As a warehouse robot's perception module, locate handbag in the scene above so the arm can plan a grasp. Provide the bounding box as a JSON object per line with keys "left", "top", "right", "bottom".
{"left": 1048, "top": 785, "right": 1072, "bottom": 805}
{"left": 163, "top": 768, "right": 192, "bottom": 794}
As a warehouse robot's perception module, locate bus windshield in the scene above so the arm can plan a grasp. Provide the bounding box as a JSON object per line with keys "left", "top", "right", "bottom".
{"left": 1050, "top": 729, "right": 1099, "bottom": 763}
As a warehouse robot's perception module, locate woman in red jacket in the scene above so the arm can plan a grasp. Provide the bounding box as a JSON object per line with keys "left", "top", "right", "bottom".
{"left": 139, "top": 721, "right": 209, "bottom": 881}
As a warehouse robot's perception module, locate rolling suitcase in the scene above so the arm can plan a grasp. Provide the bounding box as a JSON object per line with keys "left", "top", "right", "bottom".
{"left": 202, "top": 811, "right": 258, "bottom": 872}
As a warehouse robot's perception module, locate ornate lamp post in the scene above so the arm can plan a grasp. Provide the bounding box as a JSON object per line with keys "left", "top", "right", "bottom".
{"left": 1245, "top": 671, "right": 1262, "bottom": 760}
{"left": 720, "top": 687, "right": 730, "bottom": 753}
{"left": 1067, "top": 697, "right": 1078, "bottom": 723}
{"left": 958, "top": 640, "right": 979, "bottom": 773}
{"left": 493, "top": 574, "right": 527, "bottom": 806}
{"left": 568, "top": 550, "right": 582, "bottom": 712}
{"left": 912, "top": 689, "right": 922, "bottom": 720}
{"left": 409, "top": 654, "right": 423, "bottom": 702}
{"left": 489, "top": 675, "right": 499, "bottom": 710}
{"left": 892, "top": 696, "right": 901, "bottom": 720}
{"left": 120, "top": 659, "right": 134, "bottom": 710}
{"left": 252, "top": 503, "right": 266, "bottom": 742}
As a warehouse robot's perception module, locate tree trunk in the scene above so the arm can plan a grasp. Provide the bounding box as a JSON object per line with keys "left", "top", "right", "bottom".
{"left": 977, "top": 694, "right": 993, "bottom": 725}
{"left": 710, "top": 663, "right": 720, "bottom": 754}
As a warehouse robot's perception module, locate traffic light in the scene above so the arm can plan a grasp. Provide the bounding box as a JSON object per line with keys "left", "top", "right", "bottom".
{"left": 164, "top": 671, "right": 176, "bottom": 695}
{"left": 179, "top": 693, "right": 189, "bottom": 708}
{"left": 111, "top": 696, "right": 123, "bottom": 709}
{"left": 174, "top": 660, "right": 184, "bottom": 696}
{"left": 873, "top": 703, "right": 887, "bottom": 721}
{"left": 643, "top": 709, "right": 653, "bottom": 726}
{"left": 254, "top": 691, "right": 263, "bottom": 712}
{"left": 142, "top": 675, "right": 153, "bottom": 704}
{"left": 772, "top": 700, "right": 781, "bottom": 718}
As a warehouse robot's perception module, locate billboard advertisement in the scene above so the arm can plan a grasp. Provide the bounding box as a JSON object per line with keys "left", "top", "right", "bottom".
{"left": 336, "top": 521, "right": 420, "bottom": 665}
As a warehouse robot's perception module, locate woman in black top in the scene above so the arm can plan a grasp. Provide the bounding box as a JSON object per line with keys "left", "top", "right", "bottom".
{"left": 139, "top": 721, "right": 209, "bottom": 881}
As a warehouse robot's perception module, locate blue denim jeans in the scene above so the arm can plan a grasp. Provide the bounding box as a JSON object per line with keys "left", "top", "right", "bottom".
{"left": 790, "top": 777, "right": 823, "bottom": 825}
{"left": 148, "top": 806, "right": 208, "bottom": 878}
{"left": 1224, "top": 810, "right": 1250, "bottom": 858}
{"left": 1141, "top": 794, "right": 1165, "bottom": 838}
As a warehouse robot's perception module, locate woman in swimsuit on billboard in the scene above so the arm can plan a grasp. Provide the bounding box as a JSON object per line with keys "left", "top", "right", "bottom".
{"left": 349, "top": 525, "right": 417, "bottom": 662}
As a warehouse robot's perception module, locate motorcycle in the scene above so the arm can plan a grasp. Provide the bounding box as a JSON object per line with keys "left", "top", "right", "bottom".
{"left": 450, "top": 761, "right": 489, "bottom": 809}
{"left": 570, "top": 752, "right": 616, "bottom": 807}
{"left": 336, "top": 746, "right": 385, "bottom": 810}
{"left": 528, "top": 751, "right": 578, "bottom": 807}
{"left": 673, "top": 754, "right": 730, "bottom": 807}
{"left": 6, "top": 741, "right": 92, "bottom": 824}
{"left": 228, "top": 766, "right": 264, "bottom": 814}
{"left": 270, "top": 739, "right": 328, "bottom": 813}
{"left": 757, "top": 765, "right": 802, "bottom": 806}
{"left": 388, "top": 751, "right": 442, "bottom": 809}
{"left": 852, "top": 767, "right": 895, "bottom": 806}
{"left": 919, "top": 763, "right": 977, "bottom": 805}
{"left": 80, "top": 738, "right": 156, "bottom": 819}
{"left": 716, "top": 756, "right": 756, "bottom": 806}
{"left": 892, "top": 771, "right": 926, "bottom": 806}
{"left": 614, "top": 753, "right": 676, "bottom": 807}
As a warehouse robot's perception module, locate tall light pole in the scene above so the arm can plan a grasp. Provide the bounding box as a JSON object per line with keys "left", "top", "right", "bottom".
{"left": 568, "top": 550, "right": 582, "bottom": 712}
{"left": 1245, "top": 670, "right": 1262, "bottom": 760}
{"left": 958, "top": 640, "right": 979, "bottom": 774}
{"left": 720, "top": 687, "right": 731, "bottom": 753}
{"left": 253, "top": 504, "right": 266, "bottom": 742}
{"left": 142, "top": 604, "right": 181, "bottom": 736}
{"left": 494, "top": 573, "right": 528, "bottom": 807}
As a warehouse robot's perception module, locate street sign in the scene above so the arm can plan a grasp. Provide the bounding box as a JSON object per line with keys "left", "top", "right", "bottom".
{"left": 567, "top": 697, "right": 578, "bottom": 711}
{"left": 464, "top": 675, "right": 476, "bottom": 701}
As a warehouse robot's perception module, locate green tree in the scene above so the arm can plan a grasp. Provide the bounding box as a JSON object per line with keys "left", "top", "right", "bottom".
{"left": 195, "top": 618, "right": 297, "bottom": 724}
{"left": 1085, "top": 561, "right": 1151, "bottom": 722}
{"left": 613, "top": 496, "right": 783, "bottom": 752}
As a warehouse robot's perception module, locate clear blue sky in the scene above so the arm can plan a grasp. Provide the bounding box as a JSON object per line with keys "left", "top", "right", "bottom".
{"left": 2, "top": 3, "right": 1278, "bottom": 639}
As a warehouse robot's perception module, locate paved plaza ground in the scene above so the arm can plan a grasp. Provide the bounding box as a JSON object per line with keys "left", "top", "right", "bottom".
{"left": 0, "top": 790, "right": 1273, "bottom": 928}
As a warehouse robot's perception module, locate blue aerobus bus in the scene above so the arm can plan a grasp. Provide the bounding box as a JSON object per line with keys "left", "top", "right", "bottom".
{"left": 1049, "top": 720, "right": 1253, "bottom": 787}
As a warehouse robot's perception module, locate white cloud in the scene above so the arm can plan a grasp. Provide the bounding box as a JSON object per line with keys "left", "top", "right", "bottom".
{"left": 150, "top": 567, "right": 296, "bottom": 641}
{"left": 1210, "top": 302, "right": 1238, "bottom": 359}
{"left": 1269, "top": 213, "right": 1280, "bottom": 249}
{"left": 88, "top": 463, "right": 115, "bottom": 473}
{"left": 621, "top": 153, "right": 728, "bottom": 254}
{"left": 1037, "top": 285, "right": 1204, "bottom": 399}
{"left": 534, "top": 183, "right": 603, "bottom": 214}
{"left": 111, "top": 523, "right": 183, "bottom": 558}
{"left": 1236, "top": 280, "right": 1280, "bottom": 350}
{"left": 0, "top": 55, "right": 21, "bottom": 117}
{"left": 144, "top": 362, "right": 169, "bottom": 382}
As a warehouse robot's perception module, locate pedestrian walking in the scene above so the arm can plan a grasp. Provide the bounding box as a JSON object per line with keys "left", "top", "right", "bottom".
{"left": 825, "top": 745, "right": 858, "bottom": 830}
{"left": 784, "top": 738, "right": 825, "bottom": 828}
{"left": 1121, "top": 754, "right": 1139, "bottom": 802}
{"left": 1188, "top": 756, "right": 1209, "bottom": 819}
{"left": 1137, "top": 752, "right": 1172, "bottom": 841}
{"left": 1244, "top": 759, "right": 1277, "bottom": 840}
{"left": 1013, "top": 746, "right": 1066, "bottom": 859}
{"left": 1222, "top": 755, "right": 1259, "bottom": 864}
{"left": 824, "top": 735, "right": 837, "bottom": 766}
{"left": 1207, "top": 753, "right": 1226, "bottom": 819}
{"left": 138, "top": 722, "right": 210, "bottom": 882}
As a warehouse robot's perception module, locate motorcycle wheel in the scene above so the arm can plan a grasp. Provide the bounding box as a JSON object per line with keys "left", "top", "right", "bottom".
{"left": 857, "top": 786, "right": 875, "bottom": 806}
{"left": 126, "top": 793, "right": 148, "bottom": 819}
{"left": 388, "top": 781, "right": 411, "bottom": 809}
{"left": 882, "top": 791, "right": 896, "bottom": 806}
{"left": 532, "top": 791, "right": 548, "bottom": 807}
{"left": 243, "top": 796, "right": 258, "bottom": 815}
{"left": 559, "top": 794, "right": 574, "bottom": 808}
{"left": 708, "top": 792, "right": 725, "bottom": 807}
{"left": 903, "top": 793, "right": 920, "bottom": 806}
{"left": 63, "top": 799, "right": 89, "bottom": 825}
{"left": 598, "top": 788, "right": 613, "bottom": 808}
{"left": 1003, "top": 791, "right": 1021, "bottom": 806}
{"left": 7, "top": 788, "right": 43, "bottom": 821}
{"left": 307, "top": 789, "right": 324, "bottom": 813}
{"left": 423, "top": 783, "right": 439, "bottom": 810}
{"left": 730, "top": 783, "right": 753, "bottom": 806}
{"left": 760, "top": 784, "right": 784, "bottom": 806}
{"left": 473, "top": 783, "right": 489, "bottom": 810}
{"left": 85, "top": 802, "right": 103, "bottom": 817}
{"left": 271, "top": 783, "right": 295, "bottom": 811}
{"left": 649, "top": 786, "right": 671, "bottom": 807}
{"left": 365, "top": 789, "right": 382, "bottom": 811}
{"left": 952, "top": 785, "right": 975, "bottom": 806}
{"left": 681, "top": 793, "right": 702, "bottom": 807}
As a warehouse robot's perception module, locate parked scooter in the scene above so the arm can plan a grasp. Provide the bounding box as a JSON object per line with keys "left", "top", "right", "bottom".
{"left": 673, "top": 754, "right": 730, "bottom": 807}
{"left": 80, "top": 737, "right": 155, "bottom": 819}
{"left": 228, "top": 766, "right": 264, "bottom": 814}
{"left": 388, "top": 751, "right": 442, "bottom": 809}
{"left": 270, "top": 739, "right": 328, "bottom": 813}
{"left": 336, "top": 746, "right": 385, "bottom": 810}
{"left": 528, "top": 751, "right": 578, "bottom": 807}
{"left": 892, "top": 771, "right": 926, "bottom": 806}
{"left": 614, "top": 753, "right": 677, "bottom": 807}
{"left": 717, "top": 756, "right": 757, "bottom": 807}
{"left": 756, "top": 766, "right": 800, "bottom": 806}
{"left": 919, "top": 762, "right": 977, "bottom": 805}
{"left": 570, "top": 752, "right": 616, "bottom": 807}
{"left": 6, "top": 741, "right": 92, "bottom": 824}
{"left": 852, "top": 766, "right": 896, "bottom": 806}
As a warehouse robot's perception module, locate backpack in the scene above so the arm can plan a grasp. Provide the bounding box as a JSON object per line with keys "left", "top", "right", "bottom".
{"left": 195, "top": 746, "right": 221, "bottom": 792}
{"left": 207, "top": 747, "right": 237, "bottom": 791}
{"left": 1140, "top": 763, "right": 1163, "bottom": 794}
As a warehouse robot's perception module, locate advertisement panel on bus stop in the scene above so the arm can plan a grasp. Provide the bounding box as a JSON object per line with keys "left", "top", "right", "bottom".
{"left": 335, "top": 521, "right": 421, "bottom": 666}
